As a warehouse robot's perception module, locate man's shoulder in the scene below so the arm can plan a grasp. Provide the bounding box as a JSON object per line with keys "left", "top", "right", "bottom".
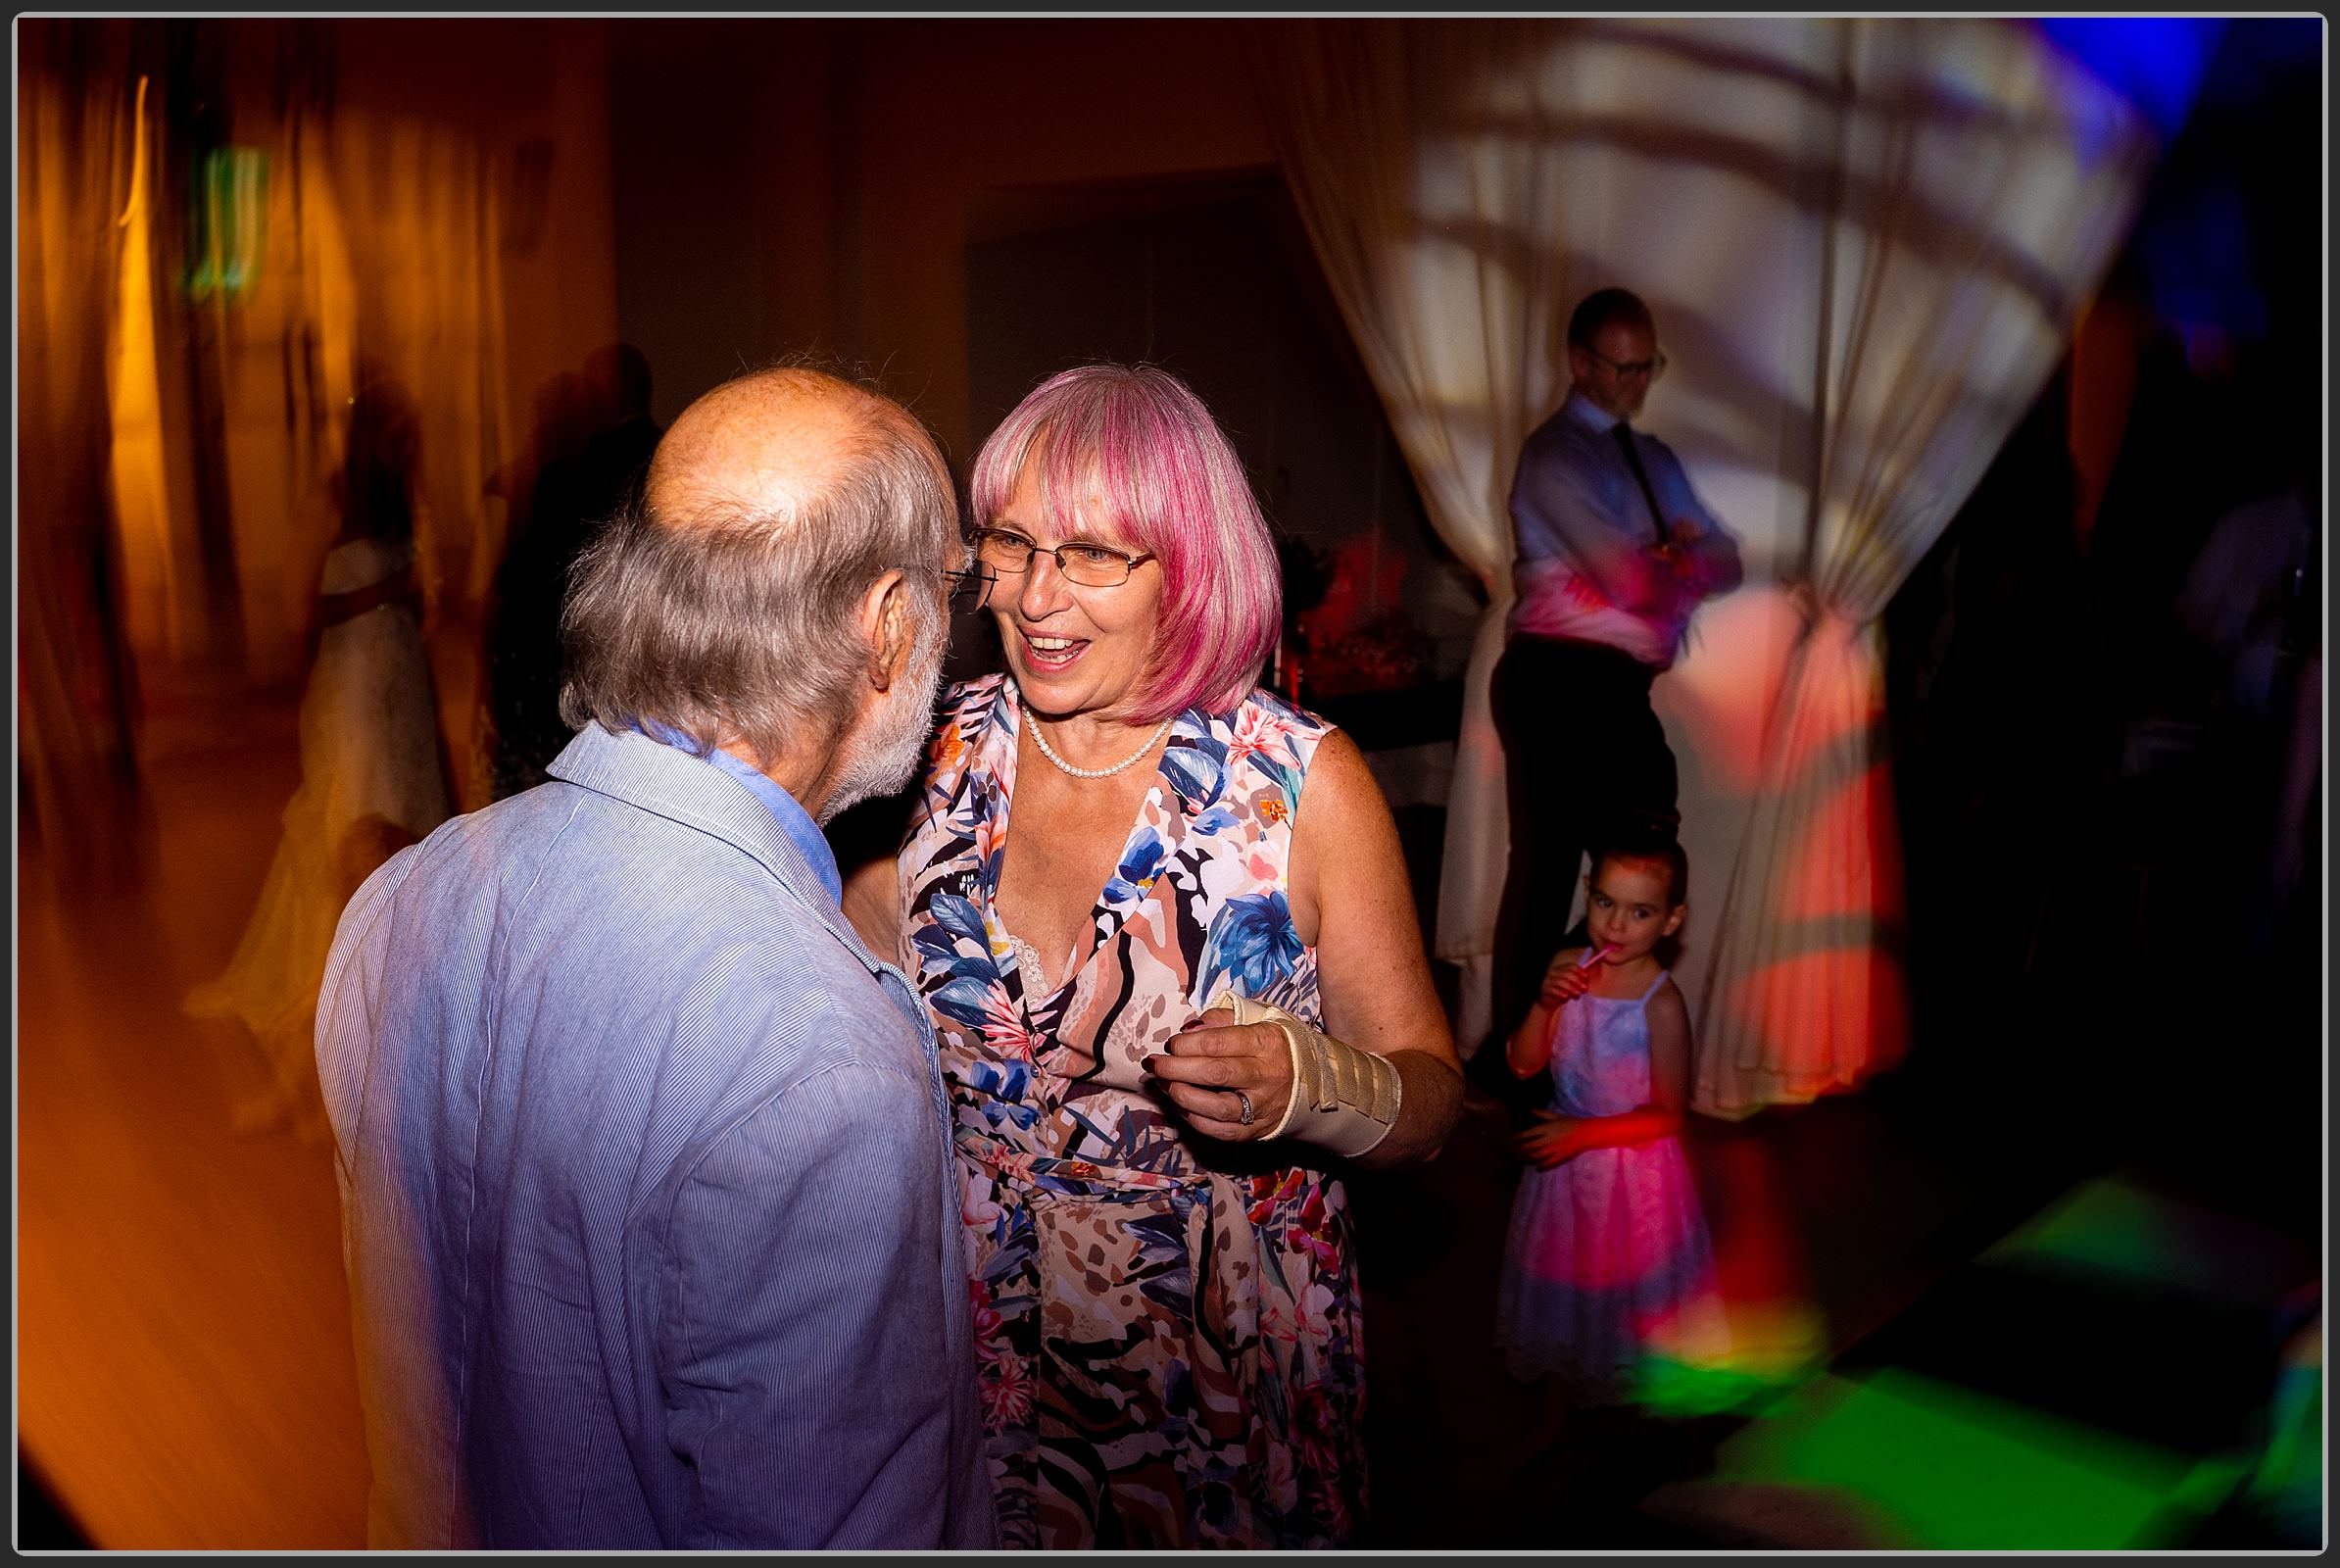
{"left": 375, "top": 780, "right": 850, "bottom": 959}
{"left": 1523, "top": 402, "right": 1597, "bottom": 451}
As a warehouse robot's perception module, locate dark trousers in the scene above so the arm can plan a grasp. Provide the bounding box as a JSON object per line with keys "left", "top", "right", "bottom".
{"left": 1487, "top": 635, "right": 1680, "bottom": 1051}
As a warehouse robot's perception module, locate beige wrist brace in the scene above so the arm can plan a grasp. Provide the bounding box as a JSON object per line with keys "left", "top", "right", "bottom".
{"left": 1217, "top": 992, "right": 1402, "bottom": 1158}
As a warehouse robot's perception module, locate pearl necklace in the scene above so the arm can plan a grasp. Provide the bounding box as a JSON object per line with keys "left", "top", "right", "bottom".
{"left": 1027, "top": 714, "right": 1173, "bottom": 779}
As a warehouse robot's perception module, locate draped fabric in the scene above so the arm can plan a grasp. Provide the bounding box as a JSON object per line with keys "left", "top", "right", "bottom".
{"left": 1257, "top": 19, "right": 2158, "bottom": 1108}
{"left": 1251, "top": 21, "right": 1574, "bottom": 1052}
{"left": 19, "top": 21, "right": 151, "bottom": 895}
{"left": 321, "top": 107, "right": 511, "bottom": 632}
{"left": 1689, "top": 21, "right": 2157, "bottom": 1115}
{"left": 37, "top": 19, "right": 512, "bottom": 806}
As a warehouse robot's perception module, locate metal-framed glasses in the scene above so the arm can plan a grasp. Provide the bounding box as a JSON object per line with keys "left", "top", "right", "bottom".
{"left": 893, "top": 561, "right": 999, "bottom": 610}
{"left": 969, "top": 527, "right": 1157, "bottom": 589}
{"left": 1585, "top": 346, "right": 1669, "bottom": 382}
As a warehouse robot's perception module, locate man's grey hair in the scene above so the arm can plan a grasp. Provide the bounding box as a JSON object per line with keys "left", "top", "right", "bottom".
{"left": 558, "top": 394, "right": 958, "bottom": 771}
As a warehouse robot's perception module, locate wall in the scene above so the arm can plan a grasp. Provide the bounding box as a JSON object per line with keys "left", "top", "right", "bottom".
{"left": 331, "top": 19, "right": 620, "bottom": 479}
{"left": 605, "top": 19, "right": 1277, "bottom": 459}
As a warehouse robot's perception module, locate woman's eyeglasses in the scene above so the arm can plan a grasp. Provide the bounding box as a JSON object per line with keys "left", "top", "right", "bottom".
{"left": 968, "top": 527, "right": 1156, "bottom": 589}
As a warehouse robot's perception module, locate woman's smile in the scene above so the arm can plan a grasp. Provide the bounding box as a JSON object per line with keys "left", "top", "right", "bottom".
{"left": 1018, "top": 630, "right": 1090, "bottom": 671}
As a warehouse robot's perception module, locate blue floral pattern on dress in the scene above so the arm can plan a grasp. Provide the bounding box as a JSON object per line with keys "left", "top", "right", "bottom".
{"left": 896, "top": 674, "right": 1362, "bottom": 1549}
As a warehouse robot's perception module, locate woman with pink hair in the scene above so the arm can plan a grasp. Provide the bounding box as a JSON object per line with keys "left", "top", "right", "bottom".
{"left": 851, "top": 364, "right": 1461, "bottom": 1548}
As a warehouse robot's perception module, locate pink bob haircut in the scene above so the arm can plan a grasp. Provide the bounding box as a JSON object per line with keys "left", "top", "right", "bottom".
{"left": 969, "top": 364, "right": 1283, "bottom": 723}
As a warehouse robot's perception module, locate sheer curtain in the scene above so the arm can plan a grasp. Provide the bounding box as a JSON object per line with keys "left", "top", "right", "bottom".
{"left": 88, "top": 21, "right": 511, "bottom": 806}
{"left": 1252, "top": 20, "right": 1575, "bottom": 1051}
{"left": 1690, "top": 21, "right": 2156, "bottom": 1115}
{"left": 19, "top": 21, "right": 151, "bottom": 893}
{"left": 1256, "top": 19, "right": 2159, "bottom": 1097}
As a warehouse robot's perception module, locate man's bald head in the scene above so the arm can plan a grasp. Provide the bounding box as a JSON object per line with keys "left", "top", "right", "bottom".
{"left": 644, "top": 367, "right": 946, "bottom": 532}
{"left": 561, "top": 366, "right": 960, "bottom": 777}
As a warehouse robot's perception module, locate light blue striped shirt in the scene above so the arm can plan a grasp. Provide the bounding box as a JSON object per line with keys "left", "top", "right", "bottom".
{"left": 636, "top": 719, "right": 843, "bottom": 906}
{"left": 316, "top": 721, "right": 993, "bottom": 1549}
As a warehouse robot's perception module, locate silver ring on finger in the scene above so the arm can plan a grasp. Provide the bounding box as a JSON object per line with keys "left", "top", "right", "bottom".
{"left": 1237, "top": 1089, "right": 1255, "bottom": 1126}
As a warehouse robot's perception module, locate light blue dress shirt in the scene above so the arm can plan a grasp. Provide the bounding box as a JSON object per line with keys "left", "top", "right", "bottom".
{"left": 316, "top": 721, "right": 994, "bottom": 1549}
{"left": 1508, "top": 389, "right": 1743, "bottom": 665}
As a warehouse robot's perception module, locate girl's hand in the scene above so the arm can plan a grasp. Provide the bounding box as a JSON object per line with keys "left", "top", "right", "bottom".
{"left": 1537, "top": 955, "right": 1596, "bottom": 1009}
{"left": 1513, "top": 1111, "right": 1584, "bottom": 1169}
{"left": 1145, "top": 1008, "right": 1295, "bottom": 1141}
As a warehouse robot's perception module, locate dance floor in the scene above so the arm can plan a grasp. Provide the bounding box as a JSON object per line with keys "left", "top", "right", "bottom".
{"left": 16, "top": 689, "right": 2321, "bottom": 1550}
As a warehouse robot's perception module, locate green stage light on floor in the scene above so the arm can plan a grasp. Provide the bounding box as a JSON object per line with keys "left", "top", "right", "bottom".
{"left": 1707, "top": 1367, "right": 2231, "bottom": 1549}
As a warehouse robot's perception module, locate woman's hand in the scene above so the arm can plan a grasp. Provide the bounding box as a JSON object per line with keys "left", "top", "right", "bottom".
{"left": 1513, "top": 1111, "right": 1584, "bottom": 1170}
{"left": 1145, "top": 1007, "right": 1296, "bottom": 1142}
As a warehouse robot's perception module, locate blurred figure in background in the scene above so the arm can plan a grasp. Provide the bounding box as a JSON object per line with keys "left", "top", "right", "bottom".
{"left": 483, "top": 345, "right": 663, "bottom": 800}
{"left": 2174, "top": 435, "right": 2316, "bottom": 953}
{"left": 185, "top": 376, "right": 451, "bottom": 1136}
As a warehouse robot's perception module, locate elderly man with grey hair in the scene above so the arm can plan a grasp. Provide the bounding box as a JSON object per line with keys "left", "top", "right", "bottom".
{"left": 316, "top": 368, "right": 995, "bottom": 1550}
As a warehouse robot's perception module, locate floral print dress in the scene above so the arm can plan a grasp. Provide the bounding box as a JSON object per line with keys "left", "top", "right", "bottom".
{"left": 897, "top": 673, "right": 1367, "bottom": 1549}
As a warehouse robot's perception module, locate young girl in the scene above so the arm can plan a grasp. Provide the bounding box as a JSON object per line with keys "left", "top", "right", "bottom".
{"left": 1493, "top": 829, "right": 1730, "bottom": 1405}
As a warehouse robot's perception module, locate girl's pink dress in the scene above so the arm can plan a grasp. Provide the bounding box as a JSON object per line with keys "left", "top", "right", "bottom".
{"left": 1495, "top": 967, "right": 1731, "bottom": 1399}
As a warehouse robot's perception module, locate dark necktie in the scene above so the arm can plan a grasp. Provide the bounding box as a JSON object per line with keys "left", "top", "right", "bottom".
{"left": 1610, "top": 421, "right": 1672, "bottom": 548}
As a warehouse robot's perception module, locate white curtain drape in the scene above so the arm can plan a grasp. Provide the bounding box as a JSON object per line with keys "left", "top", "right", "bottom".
{"left": 1689, "top": 21, "right": 2156, "bottom": 1115}
{"left": 1257, "top": 19, "right": 2160, "bottom": 1101}
{"left": 95, "top": 23, "right": 511, "bottom": 808}
{"left": 1253, "top": 20, "right": 1576, "bottom": 1052}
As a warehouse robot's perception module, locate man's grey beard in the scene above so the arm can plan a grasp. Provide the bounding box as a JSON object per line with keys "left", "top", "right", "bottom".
{"left": 820, "top": 619, "right": 946, "bottom": 821}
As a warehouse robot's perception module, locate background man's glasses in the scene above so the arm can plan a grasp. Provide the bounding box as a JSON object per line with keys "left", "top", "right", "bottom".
{"left": 1586, "top": 347, "right": 1669, "bottom": 382}
{"left": 969, "top": 527, "right": 1156, "bottom": 589}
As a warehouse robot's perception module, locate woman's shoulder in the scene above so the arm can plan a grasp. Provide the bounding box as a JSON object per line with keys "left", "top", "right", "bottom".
{"left": 1212, "top": 686, "right": 1337, "bottom": 766}
{"left": 1235, "top": 685, "right": 1333, "bottom": 737}
{"left": 919, "top": 673, "right": 1012, "bottom": 779}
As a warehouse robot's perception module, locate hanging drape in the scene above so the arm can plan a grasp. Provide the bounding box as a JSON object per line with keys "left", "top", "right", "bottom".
{"left": 1251, "top": 20, "right": 1574, "bottom": 1053}
{"left": 1255, "top": 19, "right": 2160, "bottom": 1103}
{"left": 1689, "top": 21, "right": 2157, "bottom": 1116}
{"left": 47, "top": 19, "right": 512, "bottom": 807}
{"left": 321, "top": 105, "right": 511, "bottom": 632}
{"left": 19, "top": 20, "right": 151, "bottom": 894}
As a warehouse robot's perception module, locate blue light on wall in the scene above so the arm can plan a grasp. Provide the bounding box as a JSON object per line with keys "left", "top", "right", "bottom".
{"left": 2034, "top": 18, "right": 2226, "bottom": 143}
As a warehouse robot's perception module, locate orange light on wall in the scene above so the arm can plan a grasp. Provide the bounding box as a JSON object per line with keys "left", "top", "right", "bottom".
{"left": 110, "top": 74, "right": 183, "bottom": 661}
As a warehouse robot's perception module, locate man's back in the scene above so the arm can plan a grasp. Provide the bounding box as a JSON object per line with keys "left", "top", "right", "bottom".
{"left": 317, "top": 724, "right": 989, "bottom": 1548}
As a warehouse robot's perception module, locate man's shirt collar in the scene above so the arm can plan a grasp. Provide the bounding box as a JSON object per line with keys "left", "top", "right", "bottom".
{"left": 632, "top": 718, "right": 844, "bottom": 906}
{"left": 1562, "top": 387, "right": 1624, "bottom": 433}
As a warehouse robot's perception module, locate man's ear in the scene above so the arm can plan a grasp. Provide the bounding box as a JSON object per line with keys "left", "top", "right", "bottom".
{"left": 862, "top": 568, "right": 913, "bottom": 693}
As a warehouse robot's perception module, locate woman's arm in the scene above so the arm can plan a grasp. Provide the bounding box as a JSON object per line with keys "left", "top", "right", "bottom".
{"left": 1151, "top": 729, "right": 1462, "bottom": 1167}
{"left": 1297, "top": 731, "right": 1462, "bottom": 1166}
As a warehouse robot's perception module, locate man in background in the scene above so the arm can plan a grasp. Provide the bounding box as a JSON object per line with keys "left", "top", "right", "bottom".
{"left": 1486, "top": 287, "right": 1743, "bottom": 1082}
